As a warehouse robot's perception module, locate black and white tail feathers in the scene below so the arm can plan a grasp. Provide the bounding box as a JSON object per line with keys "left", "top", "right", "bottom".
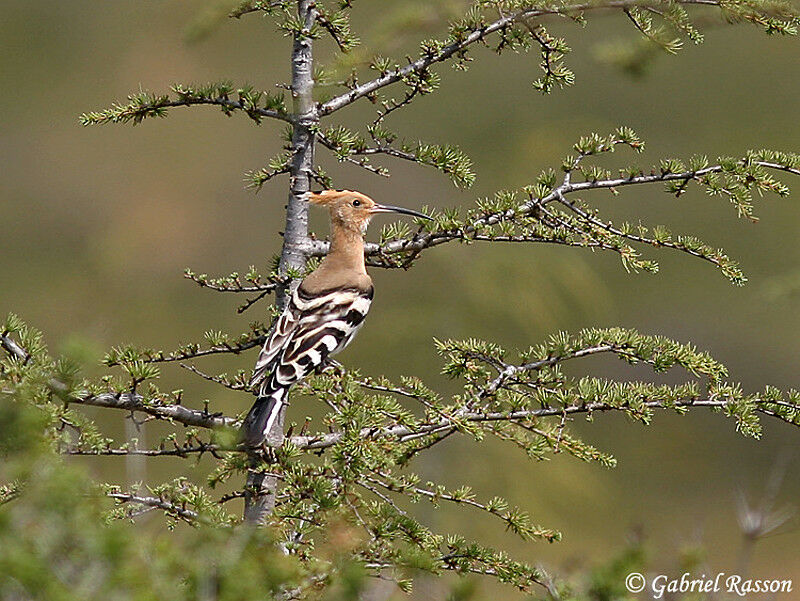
{"left": 241, "top": 284, "right": 373, "bottom": 447}
{"left": 241, "top": 387, "right": 288, "bottom": 448}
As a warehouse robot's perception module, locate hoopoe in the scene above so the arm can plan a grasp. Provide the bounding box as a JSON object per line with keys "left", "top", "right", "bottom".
{"left": 242, "top": 189, "right": 430, "bottom": 447}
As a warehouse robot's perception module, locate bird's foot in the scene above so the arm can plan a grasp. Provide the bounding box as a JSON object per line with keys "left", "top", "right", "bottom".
{"left": 318, "top": 358, "right": 345, "bottom": 377}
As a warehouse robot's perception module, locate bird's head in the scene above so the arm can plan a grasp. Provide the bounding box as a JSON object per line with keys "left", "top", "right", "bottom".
{"left": 306, "top": 189, "right": 430, "bottom": 234}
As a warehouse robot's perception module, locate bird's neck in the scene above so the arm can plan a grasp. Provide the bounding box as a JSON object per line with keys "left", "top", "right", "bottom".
{"left": 322, "top": 222, "right": 367, "bottom": 275}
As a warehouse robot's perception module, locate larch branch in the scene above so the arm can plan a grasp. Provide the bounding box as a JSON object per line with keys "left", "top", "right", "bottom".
{"left": 71, "top": 391, "right": 237, "bottom": 429}
{"left": 299, "top": 159, "right": 800, "bottom": 269}
{"left": 317, "top": 0, "right": 722, "bottom": 116}
{"left": 80, "top": 96, "right": 290, "bottom": 127}
{"left": 2, "top": 332, "right": 237, "bottom": 430}
{"left": 107, "top": 492, "right": 202, "bottom": 524}
{"left": 288, "top": 396, "right": 783, "bottom": 451}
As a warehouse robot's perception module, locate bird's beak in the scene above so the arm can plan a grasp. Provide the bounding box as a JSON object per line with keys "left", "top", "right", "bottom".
{"left": 371, "top": 204, "right": 432, "bottom": 220}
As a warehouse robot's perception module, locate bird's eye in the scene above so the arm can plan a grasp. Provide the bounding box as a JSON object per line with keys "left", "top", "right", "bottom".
{"left": 352, "top": 200, "right": 361, "bottom": 207}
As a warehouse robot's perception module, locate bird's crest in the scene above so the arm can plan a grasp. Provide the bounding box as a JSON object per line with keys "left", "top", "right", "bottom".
{"left": 307, "top": 189, "right": 374, "bottom": 207}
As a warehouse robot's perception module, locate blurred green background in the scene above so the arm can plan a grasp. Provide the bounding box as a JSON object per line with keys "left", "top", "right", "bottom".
{"left": 2, "top": 0, "right": 798, "bottom": 596}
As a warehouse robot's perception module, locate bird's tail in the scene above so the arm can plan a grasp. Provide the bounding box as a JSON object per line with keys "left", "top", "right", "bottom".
{"left": 241, "top": 386, "right": 288, "bottom": 447}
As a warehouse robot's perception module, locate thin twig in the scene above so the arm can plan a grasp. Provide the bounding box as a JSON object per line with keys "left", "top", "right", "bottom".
{"left": 318, "top": 0, "right": 723, "bottom": 116}
{"left": 107, "top": 492, "right": 202, "bottom": 524}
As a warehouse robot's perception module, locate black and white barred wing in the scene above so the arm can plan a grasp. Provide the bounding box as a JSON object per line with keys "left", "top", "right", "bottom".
{"left": 249, "top": 302, "right": 300, "bottom": 392}
{"left": 242, "top": 286, "right": 373, "bottom": 446}
{"left": 250, "top": 285, "right": 373, "bottom": 394}
{"left": 274, "top": 286, "right": 372, "bottom": 385}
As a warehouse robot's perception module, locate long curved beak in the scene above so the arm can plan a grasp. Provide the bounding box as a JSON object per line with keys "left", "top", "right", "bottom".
{"left": 371, "top": 204, "right": 432, "bottom": 220}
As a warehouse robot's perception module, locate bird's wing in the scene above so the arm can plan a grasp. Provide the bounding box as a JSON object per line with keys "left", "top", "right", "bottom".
{"left": 249, "top": 300, "right": 301, "bottom": 390}
{"left": 250, "top": 285, "right": 373, "bottom": 393}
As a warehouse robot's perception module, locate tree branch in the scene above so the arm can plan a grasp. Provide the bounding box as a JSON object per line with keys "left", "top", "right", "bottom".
{"left": 72, "top": 391, "right": 237, "bottom": 429}
{"left": 184, "top": 269, "right": 282, "bottom": 294}
{"left": 2, "top": 332, "right": 237, "bottom": 430}
{"left": 229, "top": 1, "right": 283, "bottom": 18}
{"left": 1, "top": 331, "right": 29, "bottom": 362}
{"left": 81, "top": 91, "right": 290, "bottom": 127}
{"left": 316, "top": 131, "right": 391, "bottom": 177}
{"left": 110, "top": 334, "right": 268, "bottom": 365}
{"left": 107, "top": 492, "right": 202, "bottom": 524}
{"left": 288, "top": 396, "right": 789, "bottom": 451}
{"left": 298, "top": 158, "right": 800, "bottom": 272}
{"left": 68, "top": 443, "right": 223, "bottom": 458}
{"left": 317, "top": 0, "right": 722, "bottom": 116}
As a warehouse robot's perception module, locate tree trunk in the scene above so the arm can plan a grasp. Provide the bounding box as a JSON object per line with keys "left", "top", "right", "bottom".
{"left": 244, "top": 0, "right": 317, "bottom": 525}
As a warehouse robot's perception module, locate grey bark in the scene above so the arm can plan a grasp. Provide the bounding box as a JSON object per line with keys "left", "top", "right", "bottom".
{"left": 244, "top": 0, "right": 317, "bottom": 525}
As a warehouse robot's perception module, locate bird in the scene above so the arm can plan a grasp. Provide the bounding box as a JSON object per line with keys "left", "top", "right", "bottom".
{"left": 241, "top": 189, "right": 431, "bottom": 447}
